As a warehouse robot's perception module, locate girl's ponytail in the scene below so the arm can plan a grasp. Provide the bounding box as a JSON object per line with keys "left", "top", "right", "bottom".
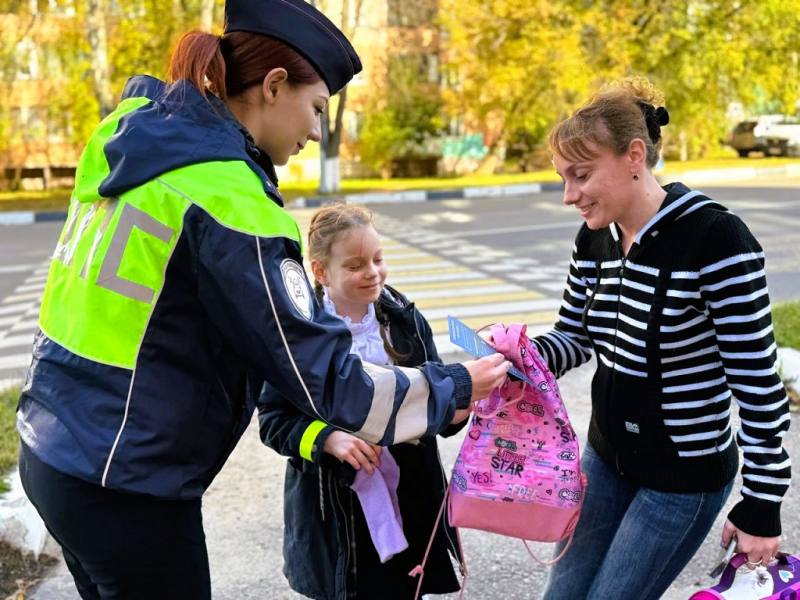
{"left": 374, "top": 300, "right": 410, "bottom": 365}
{"left": 168, "top": 30, "right": 227, "bottom": 99}
{"left": 313, "top": 280, "right": 325, "bottom": 305}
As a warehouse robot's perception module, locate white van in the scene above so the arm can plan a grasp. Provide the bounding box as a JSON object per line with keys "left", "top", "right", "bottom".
{"left": 729, "top": 114, "right": 800, "bottom": 157}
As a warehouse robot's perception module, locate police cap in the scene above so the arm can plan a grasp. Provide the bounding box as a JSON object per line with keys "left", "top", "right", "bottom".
{"left": 224, "top": 0, "right": 363, "bottom": 94}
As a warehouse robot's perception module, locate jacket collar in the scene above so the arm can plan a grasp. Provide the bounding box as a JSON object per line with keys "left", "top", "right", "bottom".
{"left": 101, "top": 75, "right": 281, "bottom": 202}
{"left": 609, "top": 182, "right": 725, "bottom": 248}
{"left": 378, "top": 285, "right": 414, "bottom": 317}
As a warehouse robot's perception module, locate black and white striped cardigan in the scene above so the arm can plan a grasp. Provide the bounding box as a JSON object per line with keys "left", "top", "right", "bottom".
{"left": 533, "top": 182, "right": 791, "bottom": 537}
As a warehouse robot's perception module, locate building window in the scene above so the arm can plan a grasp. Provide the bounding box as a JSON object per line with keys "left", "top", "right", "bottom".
{"left": 41, "top": 44, "right": 62, "bottom": 76}
{"left": 26, "top": 106, "right": 45, "bottom": 141}
{"left": 10, "top": 108, "right": 23, "bottom": 129}
{"left": 15, "top": 40, "right": 39, "bottom": 80}
{"left": 425, "top": 53, "right": 439, "bottom": 84}
{"left": 388, "top": 53, "right": 440, "bottom": 85}
{"left": 48, "top": 0, "right": 76, "bottom": 16}
{"left": 387, "top": 0, "right": 436, "bottom": 27}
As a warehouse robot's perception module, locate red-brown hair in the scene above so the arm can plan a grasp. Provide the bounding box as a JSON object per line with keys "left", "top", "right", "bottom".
{"left": 168, "top": 31, "right": 322, "bottom": 99}
{"left": 549, "top": 77, "right": 665, "bottom": 168}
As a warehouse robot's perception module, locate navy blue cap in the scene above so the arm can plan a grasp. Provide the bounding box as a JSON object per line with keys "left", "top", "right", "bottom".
{"left": 224, "top": 0, "right": 362, "bottom": 94}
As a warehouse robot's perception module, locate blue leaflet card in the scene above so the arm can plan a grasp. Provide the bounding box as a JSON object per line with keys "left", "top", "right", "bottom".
{"left": 447, "top": 316, "right": 533, "bottom": 385}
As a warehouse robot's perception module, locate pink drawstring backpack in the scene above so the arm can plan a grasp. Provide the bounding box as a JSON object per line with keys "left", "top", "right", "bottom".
{"left": 410, "top": 323, "right": 587, "bottom": 598}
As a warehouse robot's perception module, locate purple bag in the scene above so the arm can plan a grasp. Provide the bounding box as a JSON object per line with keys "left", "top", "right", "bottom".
{"left": 690, "top": 553, "right": 800, "bottom": 599}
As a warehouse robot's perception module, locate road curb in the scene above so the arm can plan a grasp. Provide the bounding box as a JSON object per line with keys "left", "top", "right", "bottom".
{"left": 1, "top": 162, "right": 797, "bottom": 225}
{"left": 0, "top": 210, "right": 70, "bottom": 226}
{"left": 0, "top": 469, "right": 59, "bottom": 559}
{"left": 292, "top": 181, "right": 565, "bottom": 208}
{"left": 661, "top": 162, "right": 800, "bottom": 186}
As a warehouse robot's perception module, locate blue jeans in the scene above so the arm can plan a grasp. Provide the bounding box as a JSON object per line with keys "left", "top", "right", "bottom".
{"left": 542, "top": 444, "right": 733, "bottom": 600}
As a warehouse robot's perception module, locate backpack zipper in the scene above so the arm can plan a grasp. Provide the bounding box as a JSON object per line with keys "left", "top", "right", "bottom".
{"left": 613, "top": 251, "right": 627, "bottom": 476}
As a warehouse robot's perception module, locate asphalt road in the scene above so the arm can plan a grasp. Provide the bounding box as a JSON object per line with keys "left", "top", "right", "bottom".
{"left": 372, "top": 182, "right": 800, "bottom": 304}
{"left": 2, "top": 174, "right": 797, "bottom": 599}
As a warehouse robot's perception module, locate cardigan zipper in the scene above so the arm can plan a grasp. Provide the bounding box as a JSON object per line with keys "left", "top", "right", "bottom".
{"left": 613, "top": 252, "right": 627, "bottom": 476}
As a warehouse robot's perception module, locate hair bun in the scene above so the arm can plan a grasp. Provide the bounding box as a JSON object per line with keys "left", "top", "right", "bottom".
{"left": 655, "top": 106, "right": 670, "bottom": 126}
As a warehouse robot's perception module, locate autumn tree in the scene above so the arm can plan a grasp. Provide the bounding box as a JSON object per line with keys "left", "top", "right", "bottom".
{"left": 441, "top": 0, "right": 800, "bottom": 163}
{"left": 439, "top": 0, "right": 595, "bottom": 171}
{"left": 359, "top": 53, "right": 445, "bottom": 177}
{"left": 309, "top": 0, "right": 365, "bottom": 193}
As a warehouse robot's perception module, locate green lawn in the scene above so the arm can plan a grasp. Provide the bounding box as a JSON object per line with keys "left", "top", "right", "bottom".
{"left": 0, "top": 387, "right": 20, "bottom": 494}
{"left": 774, "top": 301, "right": 800, "bottom": 351}
{"left": 3, "top": 156, "right": 799, "bottom": 213}
{"left": 660, "top": 156, "right": 800, "bottom": 175}
{"left": 0, "top": 188, "right": 72, "bottom": 212}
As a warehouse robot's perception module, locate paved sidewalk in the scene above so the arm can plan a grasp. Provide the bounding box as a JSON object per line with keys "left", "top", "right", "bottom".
{"left": 28, "top": 357, "right": 800, "bottom": 599}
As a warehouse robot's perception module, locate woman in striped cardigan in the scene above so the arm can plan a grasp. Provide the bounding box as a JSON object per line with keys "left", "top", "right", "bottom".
{"left": 537, "top": 78, "right": 791, "bottom": 600}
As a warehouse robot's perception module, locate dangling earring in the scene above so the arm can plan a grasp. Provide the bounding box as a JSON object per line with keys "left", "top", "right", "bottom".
{"left": 633, "top": 173, "right": 639, "bottom": 181}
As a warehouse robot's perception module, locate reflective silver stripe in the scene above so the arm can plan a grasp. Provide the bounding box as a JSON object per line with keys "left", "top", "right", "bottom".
{"left": 392, "top": 366, "right": 431, "bottom": 443}
{"left": 256, "top": 237, "right": 321, "bottom": 419}
{"left": 53, "top": 200, "right": 82, "bottom": 265}
{"left": 96, "top": 203, "right": 174, "bottom": 303}
{"left": 58, "top": 203, "right": 97, "bottom": 267}
{"left": 102, "top": 368, "right": 137, "bottom": 487}
{"left": 354, "top": 362, "right": 397, "bottom": 443}
{"left": 81, "top": 199, "right": 118, "bottom": 279}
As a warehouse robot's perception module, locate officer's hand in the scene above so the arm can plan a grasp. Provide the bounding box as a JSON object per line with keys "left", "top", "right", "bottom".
{"left": 323, "top": 430, "right": 381, "bottom": 474}
{"left": 463, "top": 353, "right": 510, "bottom": 402}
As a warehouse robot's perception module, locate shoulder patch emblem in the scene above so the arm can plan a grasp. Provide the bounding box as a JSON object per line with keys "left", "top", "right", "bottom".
{"left": 280, "top": 259, "right": 313, "bottom": 320}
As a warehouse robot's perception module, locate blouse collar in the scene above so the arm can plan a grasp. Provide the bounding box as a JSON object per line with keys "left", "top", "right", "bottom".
{"left": 322, "top": 290, "right": 391, "bottom": 366}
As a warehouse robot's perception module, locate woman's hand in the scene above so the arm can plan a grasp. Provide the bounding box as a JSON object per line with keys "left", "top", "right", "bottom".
{"left": 721, "top": 519, "right": 781, "bottom": 567}
{"left": 323, "top": 431, "right": 382, "bottom": 474}
{"left": 463, "top": 353, "right": 510, "bottom": 401}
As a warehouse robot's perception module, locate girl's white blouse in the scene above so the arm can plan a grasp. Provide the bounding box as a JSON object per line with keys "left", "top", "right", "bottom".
{"left": 322, "top": 291, "right": 391, "bottom": 367}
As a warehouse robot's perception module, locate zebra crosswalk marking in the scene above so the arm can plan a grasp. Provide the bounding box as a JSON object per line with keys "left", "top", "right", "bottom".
{"left": 414, "top": 290, "right": 543, "bottom": 310}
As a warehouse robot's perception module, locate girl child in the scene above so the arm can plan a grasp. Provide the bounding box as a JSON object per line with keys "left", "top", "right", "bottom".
{"left": 259, "top": 204, "right": 464, "bottom": 600}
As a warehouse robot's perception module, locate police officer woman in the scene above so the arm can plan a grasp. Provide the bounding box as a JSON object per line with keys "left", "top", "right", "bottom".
{"left": 16, "top": 2, "right": 509, "bottom": 598}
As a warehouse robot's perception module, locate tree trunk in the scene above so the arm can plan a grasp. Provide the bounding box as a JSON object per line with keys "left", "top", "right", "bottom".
{"left": 314, "top": 0, "right": 362, "bottom": 194}
{"left": 87, "top": 0, "right": 114, "bottom": 117}
{"left": 318, "top": 112, "right": 334, "bottom": 194}
{"left": 319, "top": 156, "right": 341, "bottom": 193}
{"left": 319, "top": 86, "right": 349, "bottom": 194}
{"left": 679, "top": 130, "right": 689, "bottom": 162}
{"left": 475, "top": 134, "right": 506, "bottom": 175}
{"left": 318, "top": 108, "right": 342, "bottom": 194}
{"left": 475, "top": 150, "right": 502, "bottom": 175}
{"left": 200, "top": 0, "right": 215, "bottom": 31}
